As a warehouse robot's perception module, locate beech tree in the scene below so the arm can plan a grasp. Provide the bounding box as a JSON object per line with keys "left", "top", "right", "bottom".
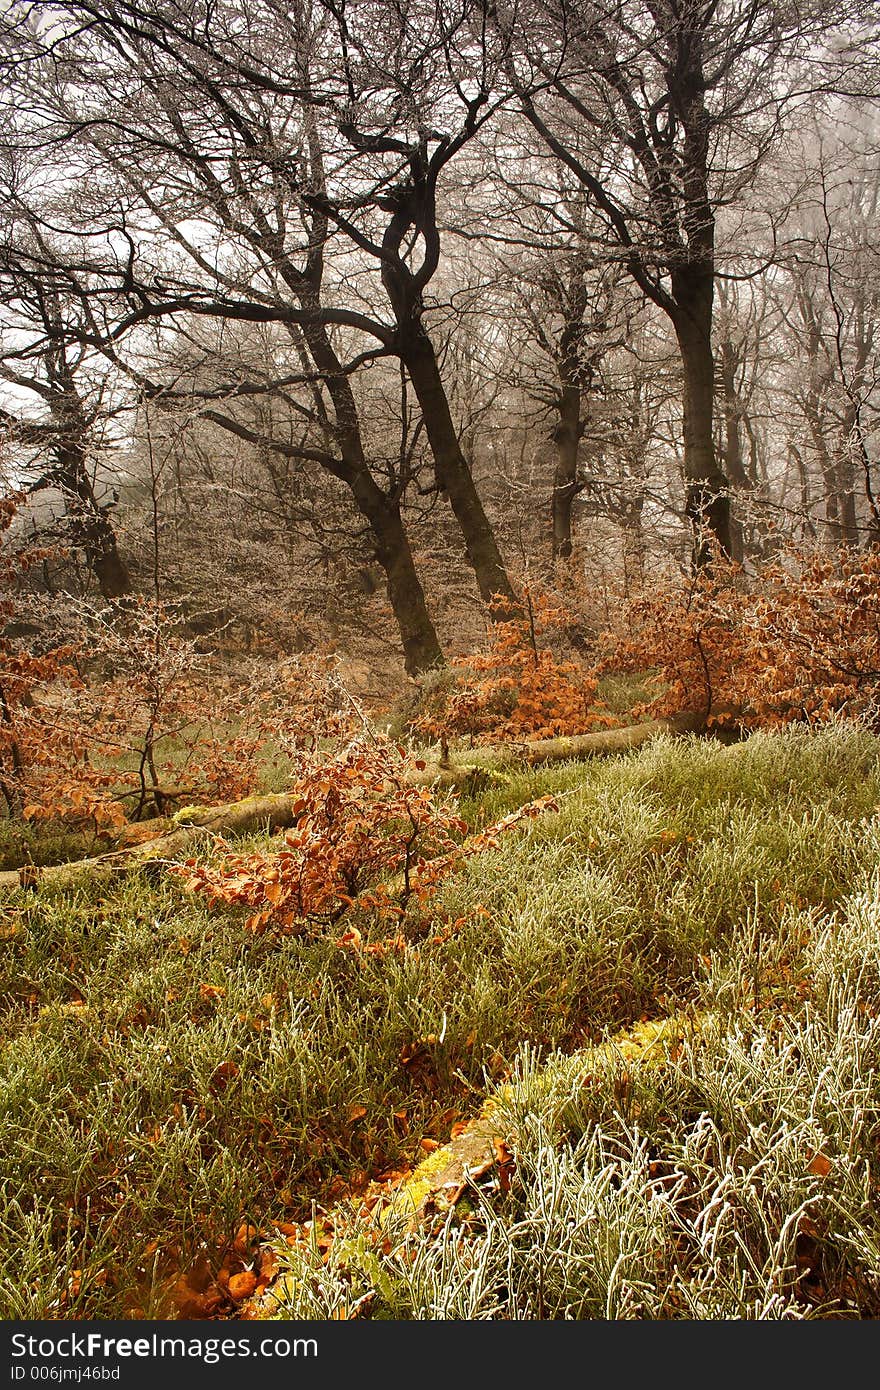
{"left": 501, "top": 0, "right": 852, "bottom": 564}
{"left": 0, "top": 225, "right": 131, "bottom": 599}
{"left": 0, "top": 0, "right": 523, "bottom": 670}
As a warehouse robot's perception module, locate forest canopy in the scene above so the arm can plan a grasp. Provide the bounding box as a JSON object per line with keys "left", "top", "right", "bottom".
{"left": 0, "top": 0, "right": 876, "bottom": 674}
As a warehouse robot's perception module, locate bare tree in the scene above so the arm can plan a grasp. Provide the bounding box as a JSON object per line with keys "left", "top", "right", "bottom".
{"left": 0, "top": 0, "right": 519, "bottom": 626}
{"left": 773, "top": 115, "right": 880, "bottom": 545}
{"left": 0, "top": 231, "right": 131, "bottom": 598}
{"left": 501, "top": 0, "right": 854, "bottom": 563}
{"left": 0, "top": 0, "right": 454, "bottom": 671}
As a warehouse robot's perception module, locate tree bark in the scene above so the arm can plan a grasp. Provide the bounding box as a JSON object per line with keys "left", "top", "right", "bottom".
{"left": 350, "top": 481, "right": 445, "bottom": 675}
{"left": 621, "top": 496, "right": 646, "bottom": 595}
{"left": 51, "top": 406, "right": 132, "bottom": 600}
{"left": 296, "top": 304, "right": 444, "bottom": 674}
{"left": 672, "top": 274, "right": 733, "bottom": 566}
{"left": 61, "top": 446, "right": 132, "bottom": 600}
{"left": 718, "top": 339, "right": 753, "bottom": 492}
{"left": 836, "top": 455, "right": 860, "bottom": 547}
{"left": 401, "top": 329, "right": 516, "bottom": 607}
{"left": 551, "top": 383, "right": 582, "bottom": 560}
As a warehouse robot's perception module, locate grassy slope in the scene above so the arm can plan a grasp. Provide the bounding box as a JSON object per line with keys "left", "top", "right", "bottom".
{"left": 1, "top": 722, "right": 879, "bottom": 1317}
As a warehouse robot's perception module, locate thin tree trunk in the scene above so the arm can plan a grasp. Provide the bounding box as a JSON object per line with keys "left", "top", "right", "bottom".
{"left": 621, "top": 498, "right": 646, "bottom": 595}
{"left": 551, "top": 384, "right": 582, "bottom": 560}
{"left": 673, "top": 277, "right": 733, "bottom": 566}
{"left": 802, "top": 402, "right": 858, "bottom": 548}
{"left": 717, "top": 342, "right": 750, "bottom": 564}
{"left": 719, "top": 340, "right": 752, "bottom": 492}
{"left": 402, "top": 330, "right": 515, "bottom": 607}
{"left": 836, "top": 453, "right": 859, "bottom": 547}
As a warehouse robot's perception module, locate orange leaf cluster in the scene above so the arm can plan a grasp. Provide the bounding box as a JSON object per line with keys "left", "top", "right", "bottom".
{"left": 177, "top": 741, "right": 468, "bottom": 932}
{"left": 604, "top": 549, "right": 880, "bottom": 728}
{"left": 415, "top": 589, "right": 609, "bottom": 744}
{"left": 179, "top": 749, "right": 559, "bottom": 938}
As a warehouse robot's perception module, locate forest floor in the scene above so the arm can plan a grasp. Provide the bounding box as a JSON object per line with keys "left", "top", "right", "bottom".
{"left": 2, "top": 720, "right": 880, "bottom": 1318}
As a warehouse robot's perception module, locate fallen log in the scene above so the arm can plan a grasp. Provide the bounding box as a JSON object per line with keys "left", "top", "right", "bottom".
{"left": 0, "top": 792, "right": 310, "bottom": 894}
{"left": 461, "top": 711, "right": 708, "bottom": 769}
{"left": 0, "top": 712, "right": 712, "bottom": 893}
{"left": 249, "top": 1011, "right": 707, "bottom": 1317}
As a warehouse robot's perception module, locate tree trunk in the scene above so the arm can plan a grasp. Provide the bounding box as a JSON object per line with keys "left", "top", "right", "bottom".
{"left": 55, "top": 439, "right": 132, "bottom": 600}
{"left": 45, "top": 373, "right": 133, "bottom": 601}
{"left": 87, "top": 513, "right": 132, "bottom": 601}
{"left": 718, "top": 339, "right": 752, "bottom": 493}
{"left": 402, "top": 330, "right": 515, "bottom": 607}
{"left": 716, "top": 346, "right": 748, "bottom": 564}
{"left": 296, "top": 306, "right": 443, "bottom": 674}
{"left": 672, "top": 277, "right": 733, "bottom": 566}
{"left": 621, "top": 497, "right": 646, "bottom": 595}
{"left": 838, "top": 399, "right": 864, "bottom": 547}
{"left": 351, "top": 482, "right": 444, "bottom": 675}
{"left": 551, "top": 384, "right": 582, "bottom": 560}
{"left": 835, "top": 454, "right": 859, "bottom": 547}
{"left": 802, "top": 403, "right": 859, "bottom": 548}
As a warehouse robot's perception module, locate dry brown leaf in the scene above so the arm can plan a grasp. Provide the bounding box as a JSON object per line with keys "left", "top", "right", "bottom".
{"left": 233, "top": 1222, "right": 259, "bottom": 1255}
{"left": 228, "top": 1271, "right": 258, "bottom": 1302}
{"left": 209, "top": 1059, "right": 240, "bottom": 1093}
{"left": 807, "top": 1150, "right": 833, "bottom": 1178}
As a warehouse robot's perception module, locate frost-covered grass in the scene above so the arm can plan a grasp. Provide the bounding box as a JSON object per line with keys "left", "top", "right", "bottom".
{"left": 271, "top": 896, "right": 880, "bottom": 1318}
{"left": 1, "top": 721, "right": 879, "bottom": 1317}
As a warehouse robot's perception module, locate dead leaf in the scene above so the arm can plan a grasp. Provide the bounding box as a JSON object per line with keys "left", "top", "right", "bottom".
{"left": 171, "top": 1255, "right": 221, "bottom": 1318}
{"left": 495, "top": 1138, "right": 515, "bottom": 1193}
{"left": 807, "top": 1150, "right": 833, "bottom": 1178}
{"left": 209, "top": 1059, "right": 239, "bottom": 1094}
{"left": 228, "top": 1271, "right": 257, "bottom": 1302}
{"left": 257, "top": 1249, "right": 280, "bottom": 1282}
{"left": 233, "top": 1222, "right": 259, "bottom": 1256}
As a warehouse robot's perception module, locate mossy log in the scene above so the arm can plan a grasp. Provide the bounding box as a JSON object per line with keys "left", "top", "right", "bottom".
{"left": 417, "top": 711, "right": 713, "bottom": 790}
{"left": 0, "top": 792, "right": 308, "bottom": 894}
{"left": 0, "top": 713, "right": 713, "bottom": 893}
{"left": 250, "top": 1011, "right": 706, "bottom": 1316}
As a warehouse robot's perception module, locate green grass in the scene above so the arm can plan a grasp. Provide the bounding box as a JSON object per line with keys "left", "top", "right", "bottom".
{"left": 595, "top": 668, "right": 661, "bottom": 719}
{"left": 1, "top": 720, "right": 880, "bottom": 1317}
{"left": 273, "top": 900, "right": 880, "bottom": 1317}
{"left": 0, "top": 819, "right": 104, "bottom": 872}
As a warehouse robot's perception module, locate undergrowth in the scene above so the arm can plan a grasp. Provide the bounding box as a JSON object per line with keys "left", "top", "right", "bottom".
{"left": 1, "top": 721, "right": 879, "bottom": 1317}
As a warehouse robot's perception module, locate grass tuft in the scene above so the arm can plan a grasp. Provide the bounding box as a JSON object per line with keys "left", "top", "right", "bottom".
{"left": 2, "top": 721, "right": 880, "bottom": 1316}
